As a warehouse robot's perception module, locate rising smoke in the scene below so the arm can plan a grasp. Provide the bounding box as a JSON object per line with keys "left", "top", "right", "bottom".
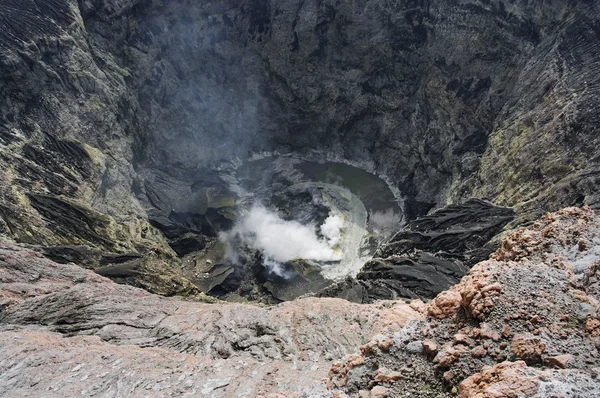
{"left": 220, "top": 205, "right": 344, "bottom": 276}
{"left": 369, "top": 208, "right": 404, "bottom": 238}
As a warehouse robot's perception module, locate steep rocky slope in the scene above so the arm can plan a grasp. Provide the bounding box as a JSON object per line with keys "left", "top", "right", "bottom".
{"left": 320, "top": 199, "right": 515, "bottom": 301}
{"left": 1, "top": 2, "right": 600, "bottom": 394}
{"left": 331, "top": 206, "right": 600, "bottom": 397}
{"left": 1, "top": 0, "right": 600, "bottom": 298}
{"left": 2, "top": 207, "right": 599, "bottom": 396}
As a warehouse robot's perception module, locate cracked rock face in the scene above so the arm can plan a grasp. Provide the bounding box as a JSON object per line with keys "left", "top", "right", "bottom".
{"left": 0, "top": 242, "right": 423, "bottom": 397}
{"left": 1, "top": 206, "right": 600, "bottom": 396}
{"left": 319, "top": 199, "right": 515, "bottom": 302}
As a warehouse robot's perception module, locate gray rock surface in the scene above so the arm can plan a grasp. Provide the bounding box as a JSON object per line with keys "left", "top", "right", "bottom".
{"left": 320, "top": 199, "right": 514, "bottom": 301}
{"left": 2, "top": 206, "right": 599, "bottom": 397}
{"left": 0, "top": 242, "right": 422, "bottom": 397}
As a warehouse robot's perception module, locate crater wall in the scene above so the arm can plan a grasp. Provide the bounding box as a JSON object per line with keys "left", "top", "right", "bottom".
{"left": 1, "top": 0, "right": 599, "bottom": 295}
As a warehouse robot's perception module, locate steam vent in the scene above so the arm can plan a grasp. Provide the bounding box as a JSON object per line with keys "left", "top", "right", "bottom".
{"left": 2, "top": 0, "right": 600, "bottom": 396}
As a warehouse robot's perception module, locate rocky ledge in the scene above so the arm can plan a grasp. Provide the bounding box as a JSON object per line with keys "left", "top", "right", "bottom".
{"left": 319, "top": 199, "right": 515, "bottom": 302}
{"left": 1, "top": 205, "right": 599, "bottom": 397}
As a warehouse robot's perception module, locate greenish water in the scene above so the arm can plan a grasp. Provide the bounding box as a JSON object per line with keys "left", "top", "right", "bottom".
{"left": 293, "top": 160, "right": 401, "bottom": 214}
{"left": 234, "top": 155, "right": 401, "bottom": 215}
{"left": 227, "top": 155, "right": 404, "bottom": 291}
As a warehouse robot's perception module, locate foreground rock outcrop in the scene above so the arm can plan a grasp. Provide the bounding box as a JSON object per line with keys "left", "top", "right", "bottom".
{"left": 0, "top": 242, "right": 423, "bottom": 396}
{"left": 2, "top": 206, "right": 599, "bottom": 396}
{"left": 329, "top": 206, "right": 600, "bottom": 397}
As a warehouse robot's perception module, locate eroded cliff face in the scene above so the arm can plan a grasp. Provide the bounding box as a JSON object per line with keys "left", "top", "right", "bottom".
{"left": 0, "top": 1, "right": 599, "bottom": 295}
{"left": 87, "top": 0, "right": 600, "bottom": 220}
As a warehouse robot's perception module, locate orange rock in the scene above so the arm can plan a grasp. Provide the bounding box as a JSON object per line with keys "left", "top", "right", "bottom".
{"left": 330, "top": 361, "right": 343, "bottom": 374}
{"left": 374, "top": 367, "right": 403, "bottom": 383}
{"left": 378, "top": 339, "right": 394, "bottom": 351}
{"left": 471, "top": 345, "right": 487, "bottom": 358}
{"left": 544, "top": 354, "right": 572, "bottom": 369}
{"left": 370, "top": 386, "right": 389, "bottom": 398}
{"left": 360, "top": 341, "right": 377, "bottom": 356}
{"left": 329, "top": 354, "right": 366, "bottom": 388}
{"left": 377, "top": 303, "right": 423, "bottom": 330}
{"left": 453, "top": 333, "right": 473, "bottom": 346}
{"left": 443, "top": 370, "right": 457, "bottom": 383}
{"left": 428, "top": 291, "right": 462, "bottom": 319}
{"left": 433, "top": 344, "right": 468, "bottom": 368}
{"left": 347, "top": 353, "right": 365, "bottom": 367}
{"left": 422, "top": 340, "right": 438, "bottom": 356}
{"left": 409, "top": 299, "right": 427, "bottom": 314}
{"left": 459, "top": 361, "right": 538, "bottom": 398}
{"left": 587, "top": 319, "right": 600, "bottom": 336}
{"left": 469, "top": 328, "right": 481, "bottom": 338}
{"left": 361, "top": 335, "right": 395, "bottom": 356}
{"left": 458, "top": 262, "right": 503, "bottom": 320}
{"left": 480, "top": 323, "right": 501, "bottom": 341}
{"left": 501, "top": 325, "right": 513, "bottom": 339}
{"left": 511, "top": 334, "right": 546, "bottom": 363}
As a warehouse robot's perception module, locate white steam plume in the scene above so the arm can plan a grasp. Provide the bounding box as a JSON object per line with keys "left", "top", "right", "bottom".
{"left": 220, "top": 205, "right": 344, "bottom": 275}
{"left": 321, "top": 213, "right": 343, "bottom": 246}
{"left": 369, "top": 208, "right": 403, "bottom": 238}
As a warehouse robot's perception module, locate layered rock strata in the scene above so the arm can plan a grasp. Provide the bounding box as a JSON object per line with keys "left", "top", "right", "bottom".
{"left": 1, "top": 0, "right": 600, "bottom": 298}
{"left": 2, "top": 206, "right": 599, "bottom": 396}
{"left": 320, "top": 199, "right": 515, "bottom": 302}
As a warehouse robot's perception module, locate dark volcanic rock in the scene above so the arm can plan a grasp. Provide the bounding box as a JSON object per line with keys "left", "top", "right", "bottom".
{"left": 377, "top": 199, "right": 515, "bottom": 263}
{"left": 320, "top": 199, "right": 514, "bottom": 302}
{"left": 168, "top": 234, "right": 206, "bottom": 257}
{"left": 0, "top": 0, "right": 599, "bottom": 299}
{"left": 261, "top": 259, "right": 334, "bottom": 302}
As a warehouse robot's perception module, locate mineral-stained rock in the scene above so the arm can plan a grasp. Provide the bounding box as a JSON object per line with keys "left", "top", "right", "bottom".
{"left": 544, "top": 354, "right": 572, "bottom": 369}
{"left": 329, "top": 207, "right": 600, "bottom": 397}
{"left": 422, "top": 340, "right": 439, "bottom": 357}
{"left": 479, "top": 323, "right": 501, "bottom": 342}
{"left": 374, "top": 367, "right": 403, "bottom": 383}
{"left": 471, "top": 346, "right": 487, "bottom": 358}
{"left": 428, "top": 291, "right": 463, "bottom": 319}
{"left": 511, "top": 334, "right": 547, "bottom": 364}
{"left": 459, "top": 361, "right": 600, "bottom": 398}
{"left": 370, "top": 386, "right": 390, "bottom": 398}
{"left": 433, "top": 345, "right": 469, "bottom": 368}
